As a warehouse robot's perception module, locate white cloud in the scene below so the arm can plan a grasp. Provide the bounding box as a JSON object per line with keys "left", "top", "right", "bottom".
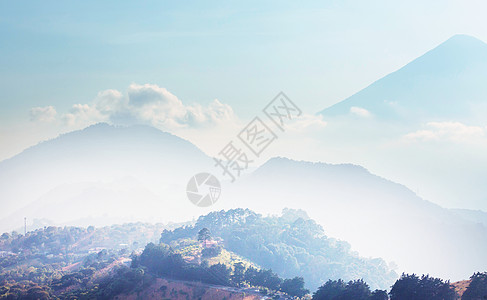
{"left": 127, "top": 83, "right": 180, "bottom": 107}
{"left": 63, "top": 104, "right": 108, "bottom": 128}
{"left": 31, "top": 83, "right": 239, "bottom": 131}
{"left": 93, "top": 89, "right": 124, "bottom": 114}
{"left": 404, "top": 121, "right": 486, "bottom": 143}
{"left": 285, "top": 113, "right": 327, "bottom": 132}
{"left": 350, "top": 106, "right": 372, "bottom": 118}
{"left": 30, "top": 106, "right": 57, "bottom": 122}
{"left": 27, "top": 84, "right": 327, "bottom": 157}
{"left": 124, "top": 83, "right": 237, "bottom": 129}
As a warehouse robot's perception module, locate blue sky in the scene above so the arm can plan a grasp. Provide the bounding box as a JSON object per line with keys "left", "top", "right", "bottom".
{"left": 2, "top": 2, "right": 487, "bottom": 277}
{"left": 2, "top": 1, "right": 487, "bottom": 202}
{"left": 1, "top": 0, "right": 487, "bottom": 211}
{"left": 2, "top": 0, "right": 487, "bottom": 124}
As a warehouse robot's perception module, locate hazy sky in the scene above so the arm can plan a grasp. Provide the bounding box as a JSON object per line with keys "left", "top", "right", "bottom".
{"left": 2, "top": 1, "right": 487, "bottom": 123}
{"left": 1, "top": 1, "right": 487, "bottom": 211}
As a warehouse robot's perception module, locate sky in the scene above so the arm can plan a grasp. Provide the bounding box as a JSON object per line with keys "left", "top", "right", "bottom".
{"left": 1, "top": 0, "right": 487, "bottom": 209}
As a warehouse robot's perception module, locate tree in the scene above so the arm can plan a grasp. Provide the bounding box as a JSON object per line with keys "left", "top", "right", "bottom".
{"left": 198, "top": 228, "right": 211, "bottom": 245}
{"left": 203, "top": 263, "right": 231, "bottom": 286}
{"left": 1, "top": 232, "right": 10, "bottom": 240}
{"left": 313, "top": 279, "right": 373, "bottom": 300}
{"left": 138, "top": 243, "right": 184, "bottom": 278}
{"left": 201, "top": 246, "right": 222, "bottom": 258}
{"left": 244, "top": 266, "right": 259, "bottom": 286}
{"left": 389, "top": 273, "right": 456, "bottom": 300}
{"left": 281, "top": 276, "right": 309, "bottom": 298}
{"left": 370, "top": 289, "right": 389, "bottom": 300}
{"left": 462, "top": 272, "right": 487, "bottom": 300}
{"left": 338, "top": 279, "right": 371, "bottom": 300}
{"left": 313, "top": 279, "right": 347, "bottom": 300}
{"left": 255, "top": 269, "right": 282, "bottom": 291}
{"left": 232, "top": 262, "right": 246, "bottom": 287}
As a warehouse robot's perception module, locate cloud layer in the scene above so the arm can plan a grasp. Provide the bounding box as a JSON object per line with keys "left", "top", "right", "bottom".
{"left": 31, "top": 84, "right": 238, "bottom": 132}
{"left": 30, "top": 106, "right": 57, "bottom": 122}
{"left": 350, "top": 106, "right": 372, "bottom": 118}
{"left": 28, "top": 84, "right": 329, "bottom": 158}
{"left": 404, "top": 121, "right": 487, "bottom": 143}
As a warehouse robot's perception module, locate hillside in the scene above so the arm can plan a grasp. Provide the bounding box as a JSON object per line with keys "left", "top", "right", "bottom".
{"left": 452, "top": 280, "right": 471, "bottom": 298}
{"left": 0, "top": 212, "right": 313, "bottom": 299}
{"left": 450, "top": 208, "right": 487, "bottom": 228}
{"left": 224, "top": 157, "right": 487, "bottom": 282}
{"left": 1, "top": 122, "right": 486, "bottom": 285}
{"left": 160, "top": 208, "right": 397, "bottom": 291}
{"left": 2, "top": 209, "right": 486, "bottom": 299}
{"left": 116, "top": 278, "right": 262, "bottom": 300}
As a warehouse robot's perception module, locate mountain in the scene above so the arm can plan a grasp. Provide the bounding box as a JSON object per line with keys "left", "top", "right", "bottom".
{"left": 224, "top": 157, "right": 487, "bottom": 282}
{"left": 0, "top": 222, "right": 265, "bottom": 299}
{"left": 160, "top": 208, "right": 397, "bottom": 291}
{"left": 2, "top": 123, "right": 487, "bottom": 284}
{"left": 0, "top": 123, "right": 213, "bottom": 232}
{"left": 451, "top": 208, "right": 487, "bottom": 228}
{"left": 315, "top": 34, "right": 487, "bottom": 224}
{"left": 318, "top": 34, "right": 487, "bottom": 122}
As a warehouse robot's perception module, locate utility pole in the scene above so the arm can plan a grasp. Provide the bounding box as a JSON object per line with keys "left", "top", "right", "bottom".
{"left": 24, "top": 217, "right": 26, "bottom": 235}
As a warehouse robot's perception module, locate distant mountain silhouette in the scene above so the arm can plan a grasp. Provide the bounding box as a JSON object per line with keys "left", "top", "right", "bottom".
{"left": 451, "top": 208, "right": 487, "bottom": 228}
{"left": 1, "top": 123, "right": 487, "bottom": 285}
{"left": 226, "top": 157, "right": 487, "bottom": 282}
{"left": 319, "top": 35, "right": 487, "bottom": 122}
{"left": 0, "top": 123, "right": 213, "bottom": 231}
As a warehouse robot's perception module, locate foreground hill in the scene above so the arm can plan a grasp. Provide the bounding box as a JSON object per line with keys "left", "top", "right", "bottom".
{"left": 2, "top": 209, "right": 486, "bottom": 299}
{"left": 0, "top": 221, "right": 269, "bottom": 299}
{"left": 160, "top": 208, "right": 397, "bottom": 291}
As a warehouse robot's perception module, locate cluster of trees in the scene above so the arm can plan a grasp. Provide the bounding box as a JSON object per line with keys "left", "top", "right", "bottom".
{"left": 0, "top": 247, "right": 122, "bottom": 286}
{"left": 312, "top": 273, "right": 463, "bottom": 300}
{"left": 132, "top": 242, "right": 308, "bottom": 297}
{"left": 389, "top": 274, "right": 456, "bottom": 300}
{"left": 131, "top": 239, "right": 487, "bottom": 300}
{"left": 55, "top": 267, "right": 154, "bottom": 299}
{"left": 0, "top": 281, "right": 52, "bottom": 299}
{"left": 0, "top": 228, "right": 137, "bottom": 300}
{"left": 462, "top": 272, "right": 487, "bottom": 300}
{"left": 197, "top": 228, "right": 223, "bottom": 258}
{"left": 201, "top": 246, "right": 222, "bottom": 258}
{"left": 1, "top": 226, "right": 89, "bottom": 256}
{"left": 235, "top": 264, "right": 308, "bottom": 297}
{"left": 0, "top": 222, "right": 171, "bottom": 295}
{"left": 160, "top": 208, "right": 397, "bottom": 291}
{"left": 0, "top": 222, "right": 172, "bottom": 260}
{"left": 0, "top": 225, "right": 122, "bottom": 277}
{"left": 1, "top": 251, "right": 155, "bottom": 299}
{"left": 313, "top": 279, "right": 387, "bottom": 300}
{"left": 1, "top": 214, "right": 487, "bottom": 300}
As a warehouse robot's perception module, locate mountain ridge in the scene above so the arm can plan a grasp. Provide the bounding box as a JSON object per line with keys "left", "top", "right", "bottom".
{"left": 1, "top": 123, "right": 486, "bottom": 283}
{"left": 225, "top": 155, "right": 487, "bottom": 282}
{"left": 0, "top": 123, "right": 213, "bottom": 227}
{"left": 318, "top": 34, "right": 487, "bottom": 121}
